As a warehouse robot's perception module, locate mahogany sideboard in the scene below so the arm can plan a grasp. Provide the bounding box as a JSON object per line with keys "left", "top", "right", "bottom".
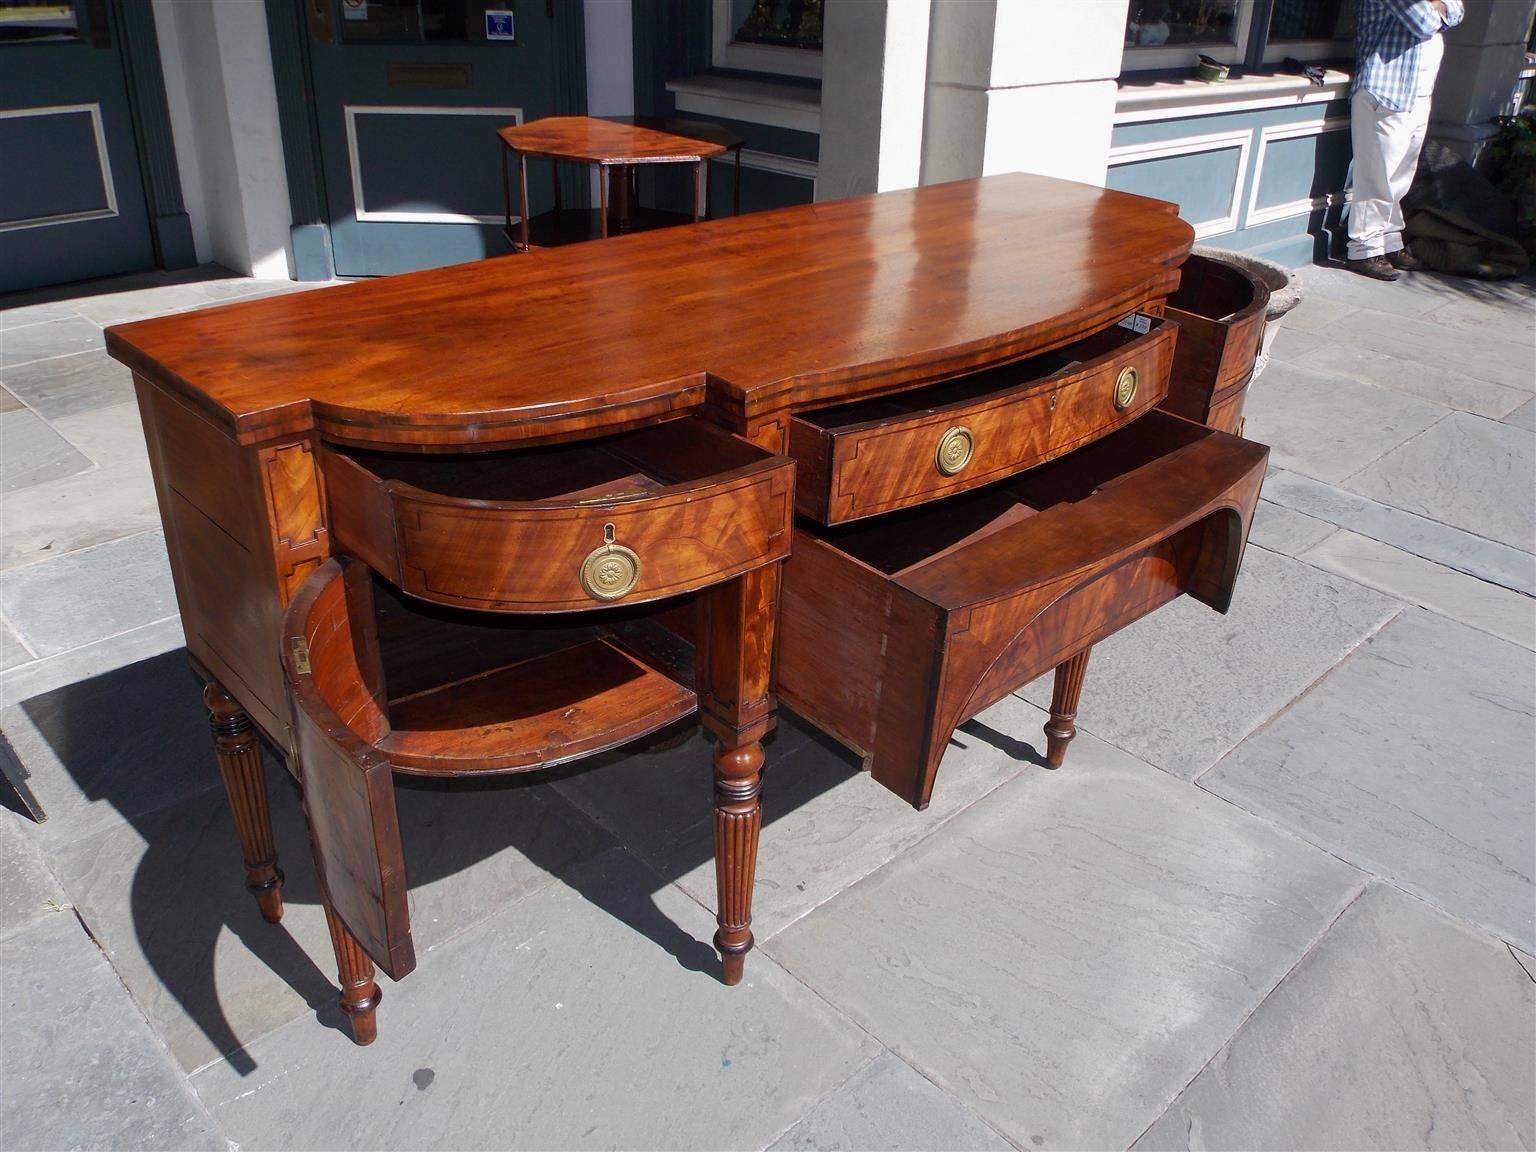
{"left": 105, "top": 173, "right": 1270, "bottom": 1046}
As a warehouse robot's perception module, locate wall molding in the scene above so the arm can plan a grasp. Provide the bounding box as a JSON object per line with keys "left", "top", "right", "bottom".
{"left": 0, "top": 105, "right": 118, "bottom": 233}
{"left": 1245, "top": 115, "right": 1350, "bottom": 228}
{"left": 1107, "top": 128, "right": 1252, "bottom": 240}
{"left": 343, "top": 105, "right": 523, "bottom": 225}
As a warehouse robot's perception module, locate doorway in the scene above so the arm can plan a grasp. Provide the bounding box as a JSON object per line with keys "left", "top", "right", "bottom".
{"left": 302, "top": 0, "right": 588, "bottom": 276}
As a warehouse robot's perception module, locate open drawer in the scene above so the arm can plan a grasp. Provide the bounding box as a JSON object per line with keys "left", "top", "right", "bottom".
{"left": 282, "top": 557, "right": 704, "bottom": 977}
{"left": 777, "top": 410, "right": 1268, "bottom": 809}
{"left": 788, "top": 317, "right": 1177, "bottom": 524}
{"left": 321, "top": 416, "right": 793, "bottom": 612}
{"left": 1161, "top": 252, "right": 1269, "bottom": 432}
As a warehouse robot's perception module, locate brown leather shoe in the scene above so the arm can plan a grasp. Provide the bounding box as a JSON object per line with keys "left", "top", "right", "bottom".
{"left": 1346, "top": 256, "right": 1401, "bottom": 281}
{"left": 1388, "top": 248, "right": 1422, "bottom": 271}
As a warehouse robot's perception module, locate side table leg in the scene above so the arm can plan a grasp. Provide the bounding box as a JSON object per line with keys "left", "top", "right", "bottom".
{"left": 204, "top": 683, "right": 284, "bottom": 922}
{"left": 1043, "top": 648, "right": 1092, "bottom": 768}
{"left": 323, "top": 901, "right": 381, "bottom": 1046}
{"left": 712, "top": 738, "right": 763, "bottom": 986}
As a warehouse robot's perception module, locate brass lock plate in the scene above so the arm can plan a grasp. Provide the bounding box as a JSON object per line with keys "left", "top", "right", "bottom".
{"left": 935, "top": 425, "right": 974, "bottom": 476}
{"left": 580, "top": 524, "right": 642, "bottom": 601}
{"left": 1113, "top": 365, "right": 1139, "bottom": 411}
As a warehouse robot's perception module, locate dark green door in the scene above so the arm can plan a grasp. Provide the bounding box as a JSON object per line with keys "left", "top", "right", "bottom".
{"left": 0, "top": 0, "right": 155, "bottom": 293}
{"left": 306, "top": 0, "right": 585, "bottom": 276}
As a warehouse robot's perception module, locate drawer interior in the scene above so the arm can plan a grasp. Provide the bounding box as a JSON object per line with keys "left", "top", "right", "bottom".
{"left": 809, "top": 411, "right": 1215, "bottom": 580}
{"left": 327, "top": 415, "right": 777, "bottom": 506}
{"left": 1169, "top": 253, "right": 1266, "bottom": 324}
{"left": 794, "top": 320, "right": 1161, "bottom": 434}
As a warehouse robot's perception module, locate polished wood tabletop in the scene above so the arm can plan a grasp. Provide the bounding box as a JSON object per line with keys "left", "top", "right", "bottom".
{"left": 496, "top": 115, "right": 728, "bottom": 164}
{"left": 106, "top": 174, "right": 1193, "bottom": 448}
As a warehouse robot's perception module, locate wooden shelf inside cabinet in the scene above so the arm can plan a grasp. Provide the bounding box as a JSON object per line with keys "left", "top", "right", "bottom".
{"left": 286, "top": 559, "right": 699, "bottom": 777}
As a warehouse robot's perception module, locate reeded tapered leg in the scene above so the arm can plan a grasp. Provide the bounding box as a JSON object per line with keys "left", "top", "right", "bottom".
{"left": 712, "top": 739, "right": 764, "bottom": 986}
{"left": 1043, "top": 648, "right": 1091, "bottom": 768}
{"left": 323, "top": 901, "right": 381, "bottom": 1045}
{"left": 204, "top": 683, "right": 284, "bottom": 922}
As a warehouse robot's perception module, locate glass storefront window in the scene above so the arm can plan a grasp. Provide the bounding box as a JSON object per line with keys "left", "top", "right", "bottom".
{"left": 1268, "top": 0, "right": 1357, "bottom": 43}
{"left": 1124, "top": 1, "right": 1240, "bottom": 49}
{"left": 731, "top": 0, "right": 823, "bottom": 51}
{"left": 339, "top": 0, "right": 507, "bottom": 45}
{"left": 0, "top": 0, "right": 80, "bottom": 44}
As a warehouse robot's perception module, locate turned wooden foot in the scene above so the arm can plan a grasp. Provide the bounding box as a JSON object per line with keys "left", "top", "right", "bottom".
{"left": 1044, "top": 648, "right": 1091, "bottom": 768}
{"left": 324, "top": 902, "right": 381, "bottom": 1045}
{"left": 204, "top": 684, "right": 284, "bottom": 922}
{"left": 712, "top": 740, "right": 763, "bottom": 986}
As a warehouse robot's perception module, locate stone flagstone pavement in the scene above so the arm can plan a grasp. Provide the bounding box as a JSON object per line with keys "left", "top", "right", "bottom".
{"left": 0, "top": 262, "right": 1531, "bottom": 1151}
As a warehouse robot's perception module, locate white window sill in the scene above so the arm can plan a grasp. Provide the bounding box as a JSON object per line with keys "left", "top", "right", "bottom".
{"left": 665, "top": 73, "right": 821, "bottom": 134}
{"left": 1115, "top": 68, "right": 1351, "bottom": 123}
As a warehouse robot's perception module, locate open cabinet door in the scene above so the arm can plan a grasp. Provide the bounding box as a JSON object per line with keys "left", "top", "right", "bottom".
{"left": 283, "top": 558, "right": 416, "bottom": 980}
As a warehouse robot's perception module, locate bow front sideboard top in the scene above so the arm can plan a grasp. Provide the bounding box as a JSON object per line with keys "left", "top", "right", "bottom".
{"left": 106, "top": 173, "right": 1271, "bottom": 1046}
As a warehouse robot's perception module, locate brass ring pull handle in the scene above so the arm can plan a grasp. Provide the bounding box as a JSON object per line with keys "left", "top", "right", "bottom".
{"left": 935, "top": 425, "right": 975, "bottom": 476}
{"left": 1113, "top": 365, "right": 1139, "bottom": 411}
{"left": 580, "top": 522, "right": 642, "bottom": 601}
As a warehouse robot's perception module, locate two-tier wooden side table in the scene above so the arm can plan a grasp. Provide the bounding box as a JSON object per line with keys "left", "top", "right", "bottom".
{"left": 104, "top": 174, "right": 1270, "bottom": 1049}
{"left": 498, "top": 115, "right": 735, "bottom": 250}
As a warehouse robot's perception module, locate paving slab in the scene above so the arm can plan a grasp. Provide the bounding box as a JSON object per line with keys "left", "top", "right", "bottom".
{"left": 1293, "top": 339, "right": 1529, "bottom": 418}
{"left": 1300, "top": 529, "right": 1535, "bottom": 649}
{"left": 1422, "top": 290, "right": 1536, "bottom": 346}
{"left": 0, "top": 808, "right": 65, "bottom": 942}
{"left": 1299, "top": 268, "right": 1512, "bottom": 321}
{"left": 668, "top": 693, "right": 1037, "bottom": 942}
{"left": 0, "top": 615, "right": 183, "bottom": 702}
{"left": 1262, "top": 466, "right": 1536, "bottom": 595}
{"left": 0, "top": 408, "right": 92, "bottom": 493}
{"left": 0, "top": 384, "right": 20, "bottom": 412}
{"left": 767, "top": 1052, "right": 1010, "bottom": 1152}
{"left": 0, "top": 645, "right": 220, "bottom": 847}
{"left": 1319, "top": 306, "right": 1532, "bottom": 386}
{"left": 0, "top": 441, "right": 159, "bottom": 568}
{"left": 0, "top": 528, "right": 175, "bottom": 657}
{"left": 1133, "top": 884, "right": 1536, "bottom": 1152}
{"left": 1248, "top": 498, "right": 1336, "bottom": 557}
{"left": 0, "top": 913, "right": 226, "bottom": 1151}
{"left": 52, "top": 760, "right": 614, "bottom": 1073}
{"left": 70, "top": 281, "right": 233, "bottom": 327}
{"left": 1279, "top": 293, "right": 1360, "bottom": 333}
{"left": 51, "top": 399, "right": 149, "bottom": 469}
{"left": 1021, "top": 546, "right": 1400, "bottom": 779}
{"left": 191, "top": 848, "right": 880, "bottom": 1151}
{"left": 1345, "top": 411, "right": 1536, "bottom": 553}
{"left": 0, "top": 316, "right": 103, "bottom": 368}
{"left": 0, "top": 348, "right": 135, "bottom": 419}
{"left": 0, "top": 300, "right": 77, "bottom": 332}
{"left": 1242, "top": 360, "right": 1446, "bottom": 483}
{"left": 0, "top": 615, "right": 32, "bottom": 672}
{"left": 766, "top": 719, "right": 1363, "bottom": 1151}
{"left": 1265, "top": 325, "right": 1326, "bottom": 363}
{"left": 1202, "top": 608, "right": 1536, "bottom": 952}
{"left": 1505, "top": 397, "right": 1535, "bottom": 430}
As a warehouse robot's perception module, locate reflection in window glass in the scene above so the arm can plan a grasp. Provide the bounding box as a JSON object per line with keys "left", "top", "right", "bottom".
{"left": 1269, "top": 0, "right": 1357, "bottom": 41}
{"left": 340, "top": 0, "right": 506, "bottom": 44}
{"left": 732, "top": 0, "right": 823, "bottom": 50}
{"left": 1124, "top": 1, "right": 1240, "bottom": 48}
{"left": 0, "top": 0, "right": 79, "bottom": 43}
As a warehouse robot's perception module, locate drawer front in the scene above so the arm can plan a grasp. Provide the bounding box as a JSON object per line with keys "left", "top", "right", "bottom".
{"left": 792, "top": 321, "right": 1176, "bottom": 524}
{"left": 322, "top": 420, "right": 795, "bottom": 614}
{"left": 392, "top": 467, "right": 792, "bottom": 611}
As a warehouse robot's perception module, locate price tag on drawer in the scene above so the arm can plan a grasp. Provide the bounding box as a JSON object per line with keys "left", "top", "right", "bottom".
{"left": 1118, "top": 312, "right": 1154, "bottom": 334}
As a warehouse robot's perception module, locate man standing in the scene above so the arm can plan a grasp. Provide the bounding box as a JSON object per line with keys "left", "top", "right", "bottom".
{"left": 1347, "top": 0, "right": 1464, "bottom": 281}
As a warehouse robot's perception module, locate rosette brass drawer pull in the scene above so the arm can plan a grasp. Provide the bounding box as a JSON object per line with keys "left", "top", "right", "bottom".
{"left": 580, "top": 524, "right": 642, "bottom": 601}
{"left": 935, "top": 425, "right": 974, "bottom": 476}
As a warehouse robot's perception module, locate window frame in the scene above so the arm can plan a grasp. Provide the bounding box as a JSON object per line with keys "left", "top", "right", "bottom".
{"left": 711, "top": 0, "right": 823, "bottom": 80}
{"left": 1120, "top": 0, "right": 1356, "bottom": 76}
{"left": 1121, "top": 0, "right": 1257, "bottom": 73}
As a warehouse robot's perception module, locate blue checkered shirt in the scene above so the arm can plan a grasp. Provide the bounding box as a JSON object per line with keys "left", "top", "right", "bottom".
{"left": 1352, "top": 0, "right": 1464, "bottom": 113}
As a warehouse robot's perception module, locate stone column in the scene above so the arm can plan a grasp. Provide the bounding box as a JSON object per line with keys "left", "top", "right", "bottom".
{"left": 817, "top": 0, "right": 931, "bottom": 199}
{"left": 1431, "top": 0, "right": 1536, "bottom": 162}
{"left": 921, "top": 0, "right": 1124, "bottom": 187}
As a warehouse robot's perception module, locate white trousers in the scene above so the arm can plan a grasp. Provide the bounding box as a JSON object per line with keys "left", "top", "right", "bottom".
{"left": 1347, "top": 87, "right": 1432, "bottom": 261}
